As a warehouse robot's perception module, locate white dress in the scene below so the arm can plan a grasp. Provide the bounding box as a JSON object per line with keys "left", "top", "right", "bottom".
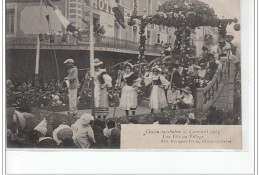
{"left": 94, "top": 69, "right": 112, "bottom": 108}
{"left": 119, "top": 72, "right": 138, "bottom": 110}
{"left": 144, "top": 74, "right": 170, "bottom": 110}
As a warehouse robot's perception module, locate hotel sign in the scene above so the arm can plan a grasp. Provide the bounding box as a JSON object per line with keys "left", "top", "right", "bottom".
{"left": 92, "top": 0, "right": 113, "bottom": 14}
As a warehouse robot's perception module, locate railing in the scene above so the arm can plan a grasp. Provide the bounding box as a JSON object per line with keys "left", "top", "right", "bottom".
{"left": 6, "top": 34, "right": 162, "bottom": 55}
{"left": 195, "top": 59, "right": 232, "bottom": 110}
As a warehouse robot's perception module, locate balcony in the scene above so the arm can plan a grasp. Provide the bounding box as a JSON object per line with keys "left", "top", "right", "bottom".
{"left": 6, "top": 34, "right": 162, "bottom": 56}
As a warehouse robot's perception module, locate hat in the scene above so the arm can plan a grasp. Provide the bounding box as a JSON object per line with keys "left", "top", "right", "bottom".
{"left": 80, "top": 113, "right": 94, "bottom": 126}
{"left": 57, "top": 128, "right": 73, "bottom": 141}
{"left": 151, "top": 65, "right": 162, "bottom": 72}
{"left": 181, "top": 86, "right": 192, "bottom": 94}
{"left": 94, "top": 58, "right": 103, "bottom": 67}
{"left": 34, "top": 118, "right": 47, "bottom": 136}
{"left": 63, "top": 59, "right": 74, "bottom": 64}
{"left": 124, "top": 62, "right": 134, "bottom": 69}
{"left": 53, "top": 124, "right": 72, "bottom": 145}
{"left": 202, "top": 46, "right": 208, "bottom": 51}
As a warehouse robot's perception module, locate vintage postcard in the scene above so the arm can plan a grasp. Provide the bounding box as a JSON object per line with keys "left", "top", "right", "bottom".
{"left": 6, "top": 0, "right": 242, "bottom": 151}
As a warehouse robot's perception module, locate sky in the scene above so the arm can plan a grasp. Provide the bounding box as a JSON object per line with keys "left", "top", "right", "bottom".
{"left": 200, "top": 0, "right": 241, "bottom": 45}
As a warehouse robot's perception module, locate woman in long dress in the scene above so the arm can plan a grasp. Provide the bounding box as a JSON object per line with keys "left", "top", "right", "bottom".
{"left": 93, "top": 59, "right": 112, "bottom": 118}
{"left": 144, "top": 65, "right": 170, "bottom": 113}
{"left": 119, "top": 62, "right": 139, "bottom": 116}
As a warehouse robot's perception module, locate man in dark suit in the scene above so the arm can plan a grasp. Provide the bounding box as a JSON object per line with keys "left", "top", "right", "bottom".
{"left": 207, "top": 54, "right": 218, "bottom": 80}
{"left": 64, "top": 59, "right": 79, "bottom": 115}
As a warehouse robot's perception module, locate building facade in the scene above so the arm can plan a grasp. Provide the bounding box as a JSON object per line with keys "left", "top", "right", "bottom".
{"left": 6, "top": 0, "right": 178, "bottom": 81}
{"left": 6, "top": 0, "right": 217, "bottom": 82}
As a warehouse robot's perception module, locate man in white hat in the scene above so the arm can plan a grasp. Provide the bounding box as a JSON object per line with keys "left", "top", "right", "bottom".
{"left": 64, "top": 59, "right": 79, "bottom": 115}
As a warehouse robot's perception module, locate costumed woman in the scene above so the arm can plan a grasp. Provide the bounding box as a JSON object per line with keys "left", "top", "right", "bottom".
{"left": 93, "top": 58, "right": 112, "bottom": 119}
{"left": 144, "top": 65, "right": 170, "bottom": 113}
{"left": 119, "top": 62, "right": 140, "bottom": 116}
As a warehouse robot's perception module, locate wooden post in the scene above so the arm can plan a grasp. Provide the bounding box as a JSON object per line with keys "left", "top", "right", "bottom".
{"left": 34, "top": 0, "right": 42, "bottom": 103}
{"left": 195, "top": 88, "right": 204, "bottom": 110}
{"left": 90, "top": 12, "right": 95, "bottom": 117}
{"left": 34, "top": 34, "right": 40, "bottom": 102}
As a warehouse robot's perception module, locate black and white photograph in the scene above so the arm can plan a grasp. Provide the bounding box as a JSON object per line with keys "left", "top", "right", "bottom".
{"left": 5, "top": 0, "right": 242, "bottom": 150}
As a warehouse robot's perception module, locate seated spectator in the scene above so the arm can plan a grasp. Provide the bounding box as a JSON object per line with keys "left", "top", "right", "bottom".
{"left": 177, "top": 87, "right": 194, "bottom": 109}
{"left": 103, "top": 120, "right": 116, "bottom": 138}
{"left": 53, "top": 124, "right": 72, "bottom": 146}
{"left": 33, "top": 118, "right": 58, "bottom": 148}
{"left": 186, "top": 113, "right": 200, "bottom": 125}
{"left": 7, "top": 129, "right": 26, "bottom": 148}
{"left": 57, "top": 128, "right": 77, "bottom": 148}
{"left": 108, "top": 128, "right": 120, "bottom": 149}
{"left": 72, "top": 113, "right": 96, "bottom": 148}
{"left": 207, "top": 106, "right": 224, "bottom": 125}
{"left": 91, "top": 119, "right": 108, "bottom": 149}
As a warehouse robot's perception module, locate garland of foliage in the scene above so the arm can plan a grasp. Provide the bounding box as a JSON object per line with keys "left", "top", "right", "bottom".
{"left": 128, "top": 0, "right": 238, "bottom": 59}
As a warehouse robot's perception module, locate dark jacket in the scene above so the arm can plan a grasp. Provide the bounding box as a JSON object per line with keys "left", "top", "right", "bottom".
{"left": 172, "top": 70, "right": 182, "bottom": 88}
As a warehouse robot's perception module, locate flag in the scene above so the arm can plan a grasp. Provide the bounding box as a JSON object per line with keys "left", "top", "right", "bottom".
{"left": 108, "top": 0, "right": 125, "bottom": 29}
{"left": 45, "top": 0, "right": 81, "bottom": 40}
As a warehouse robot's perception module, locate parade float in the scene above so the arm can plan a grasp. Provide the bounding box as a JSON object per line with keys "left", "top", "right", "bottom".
{"left": 6, "top": 0, "right": 240, "bottom": 129}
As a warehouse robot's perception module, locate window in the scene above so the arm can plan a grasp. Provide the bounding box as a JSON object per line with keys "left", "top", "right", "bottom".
{"left": 84, "top": 0, "right": 90, "bottom": 6}
{"left": 114, "top": 22, "right": 120, "bottom": 39}
{"left": 157, "top": 34, "right": 160, "bottom": 43}
{"left": 133, "top": 26, "right": 137, "bottom": 42}
{"left": 70, "top": 9, "right": 76, "bottom": 13}
{"left": 6, "top": 9, "right": 15, "bottom": 34}
{"left": 70, "top": 3, "right": 77, "bottom": 7}
{"left": 146, "top": 30, "right": 151, "bottom": 44}
{"left": 69, "top": 15, "right": 77, "bottom": 19}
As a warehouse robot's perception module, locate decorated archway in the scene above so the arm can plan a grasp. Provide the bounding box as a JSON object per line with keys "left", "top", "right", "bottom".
{"left": 128, "top": 0, "right": 239, "bottom": 61}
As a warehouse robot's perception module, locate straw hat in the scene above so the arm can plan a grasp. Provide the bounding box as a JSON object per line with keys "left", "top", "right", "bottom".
{"left": 94, "top": 58, "right": 103, "bottom": 67}
{"left": 181, "top": 86, "right": 192, "bottom": 94}
{"left": 123, "top": 62, "right": 134, "bottom": 69}
{"left": 63, "top": 59, "right": 74, "bottom": 64}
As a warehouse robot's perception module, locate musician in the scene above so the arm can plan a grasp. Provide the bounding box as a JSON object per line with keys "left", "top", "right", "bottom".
{"left": 119, "top": 62, "right": 139, "bottom": 116}
{"left": 166, "top": 60, "right": 182, "bottom": 110}
{"left": 199, "top": 46, "right": 210, "bottom": 65}
{"left": 64, "top": 59, "right": 79, "bottom": 115}
{"left": 93, "top": 59, "right": 112, "bottom": 117}
{"left": 144, "top": 65, "right": 170, "bottom": 113}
